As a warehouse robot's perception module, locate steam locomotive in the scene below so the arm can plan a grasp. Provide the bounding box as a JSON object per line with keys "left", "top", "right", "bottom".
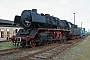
{"left": 10, "top": 9, "right": 84, "bottom": 48}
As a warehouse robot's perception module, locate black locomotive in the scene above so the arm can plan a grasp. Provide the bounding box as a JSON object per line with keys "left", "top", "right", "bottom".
{"left": 10, "top": 9, "right": 82, "bottom": 48}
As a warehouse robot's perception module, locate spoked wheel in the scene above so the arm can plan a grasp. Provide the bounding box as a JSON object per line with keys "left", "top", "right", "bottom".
{"left": 59, "top": 34, "right": 63, "bottom": 43}
{"left": 30, "top": 40, "right": 36, "bottom": 48}
{"left": 56, "top": 40, "right": 59, "bottom": 43}
{"left": 52, "top": 40, "right": 56, "bottom": 43}
{"left": 72, "top": 36, "right": 75, "bottom": 40}
{"left": 21, "top": 41, "right": 26, "bottom": 47}
{"left": 12, "top": 41, "right": 17, "bottom": 46}
{"left": 44, "top": 40, "right": 50, "bottom": 45}
{"left": 63, "top": 36, "right": 66, "bottom": 43}
{"left": 37, "top": 38, "right": 42, "bottom": 46}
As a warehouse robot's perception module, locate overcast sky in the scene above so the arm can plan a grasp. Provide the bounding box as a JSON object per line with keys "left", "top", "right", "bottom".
{"left": 0, "top": 0, "right": 90, "bottom": 31}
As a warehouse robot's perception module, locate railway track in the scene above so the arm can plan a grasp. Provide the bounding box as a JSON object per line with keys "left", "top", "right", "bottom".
{"left": 0, "top": 36, "right": 87, "bottom": 60}
{"left": 0, "top": 43, "right": 59, "bottom": 56}
{"left": 0, "top": 43, "right": 61, "bottom": 60}
{"left": 17, "top": 36, "right": 87, "bottom": 60}
{"left": 17, "top": 43, "right": 62, "bottom": 60}
{"left": 16, "top": 43, "right": 76, "bottom": 60}
{"left": 0, "top": 47, "right": 22, "bottom": 56}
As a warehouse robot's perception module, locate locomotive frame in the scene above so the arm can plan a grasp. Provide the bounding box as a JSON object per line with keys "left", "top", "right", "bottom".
{"left": 11, "top": 28, "right": 70, "bottom": 48}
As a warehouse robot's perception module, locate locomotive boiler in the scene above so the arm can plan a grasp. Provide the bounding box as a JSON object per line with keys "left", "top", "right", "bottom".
{"left": 10, "top": 9, "right": 83, "bottom": 48}
{"left": 14, "top": 9, "right": 60, "bottom": 29}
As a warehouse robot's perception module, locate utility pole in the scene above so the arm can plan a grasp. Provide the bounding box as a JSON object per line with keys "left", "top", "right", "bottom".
{"left": 73, "top": 13, "right": 75, "bottom": 36}
{"left": 81, "top": 22, "right": 82, "bottom": 28}
{"left": 73, "top": 13, "right": 75, "bottom": 25}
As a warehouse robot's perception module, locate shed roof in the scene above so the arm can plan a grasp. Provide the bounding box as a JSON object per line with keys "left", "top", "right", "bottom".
{"left": 0, "top": 19, "right": 14, "bottom": 24}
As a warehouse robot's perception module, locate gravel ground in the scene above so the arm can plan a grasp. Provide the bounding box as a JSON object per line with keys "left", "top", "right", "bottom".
{"left": 52, "top": 36, "right": 90, "bottom": 60}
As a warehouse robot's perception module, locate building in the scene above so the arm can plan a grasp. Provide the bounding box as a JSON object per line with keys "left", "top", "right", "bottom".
{"left": 0, "top": 19, "right": 21, "bottom": 40}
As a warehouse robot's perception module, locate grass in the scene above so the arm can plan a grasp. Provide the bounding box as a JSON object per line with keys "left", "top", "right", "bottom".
{"left": 60, "top": 36, "right": 90, "bottom": 60}
{"left": 0, "top": 42, "right": 16, "bottom": 50}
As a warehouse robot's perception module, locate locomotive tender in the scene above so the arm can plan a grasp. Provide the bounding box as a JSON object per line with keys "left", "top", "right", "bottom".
{"left": 10, "top": 9, "right": 83, "bottom": 48}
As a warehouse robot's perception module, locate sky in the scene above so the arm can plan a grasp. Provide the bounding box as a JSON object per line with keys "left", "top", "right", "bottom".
{"left": 0, "top": 0, "right": 90, "bottom": 31}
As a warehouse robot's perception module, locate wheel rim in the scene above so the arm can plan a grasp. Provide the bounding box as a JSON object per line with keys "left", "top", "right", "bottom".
{"left": 21, "top": 41, "right": 26, "bottom": 47}
{"left": 13, "top": 41, "right": 16, "bottom": 46}
{"left": 30, "top": 40, "right": 36, "bottom": 48}
{"left": 44, "top": 41, "right": 49, "bottom": 45}
{"left": 60, "top": 34, "right": 63, "bottom": 42}
{"left": 37, "top": 38, "right": 42, "bottom": 45}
